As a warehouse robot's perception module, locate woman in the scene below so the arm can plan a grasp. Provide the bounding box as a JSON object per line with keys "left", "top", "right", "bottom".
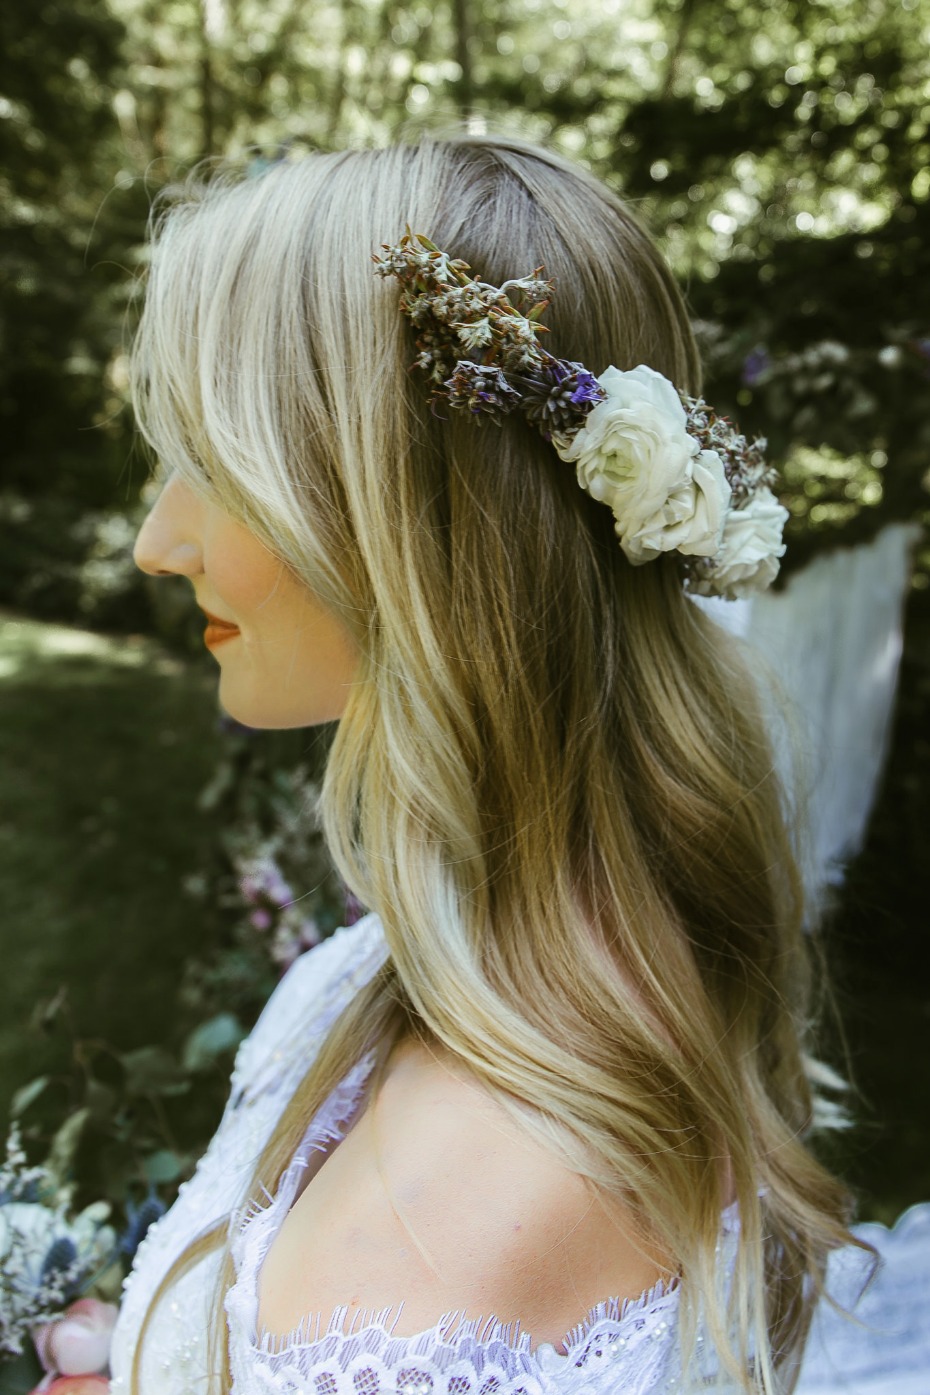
{"left": 114, "top": 134, "right": 900, "bottom": 1395}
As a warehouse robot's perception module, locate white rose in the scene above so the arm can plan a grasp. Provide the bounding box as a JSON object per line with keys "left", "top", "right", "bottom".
{"left": 693, "top": 488, "right": 789, "bottom": 600}
{"left": 622, "top": 447, "right": 731, "bottom": 565}
{"left": 556, "top": 364, "right": 731, "bottom": 565}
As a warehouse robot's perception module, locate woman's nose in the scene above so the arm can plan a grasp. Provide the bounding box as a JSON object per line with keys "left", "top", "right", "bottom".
{"left": 133, "top": 474, "right": 204, "bottom": 578}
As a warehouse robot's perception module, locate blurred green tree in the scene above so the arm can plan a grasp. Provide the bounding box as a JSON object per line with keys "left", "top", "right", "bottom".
{"left": 0, "top": 0, "right": 134, "bottom": 504}
{"left": 1, "top": 0, "right": 928, "bottom": 1223}
{"left": 94, "top": 0, "right": 930, "bottom": 568}
{"left": 3, "top": 0, "right": 927, "bottom": 625}
{"left": 0, "top": 0, "right": 155, "bottom": 624}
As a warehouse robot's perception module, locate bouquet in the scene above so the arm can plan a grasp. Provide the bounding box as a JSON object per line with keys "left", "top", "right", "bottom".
{"left": 0, "top": 1126, "right": 119, "bottom": 1392}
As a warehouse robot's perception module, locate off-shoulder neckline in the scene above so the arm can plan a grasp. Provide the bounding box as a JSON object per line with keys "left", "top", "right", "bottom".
{"left": 230, "top": 1041, "right": 739, "bottom": 1369}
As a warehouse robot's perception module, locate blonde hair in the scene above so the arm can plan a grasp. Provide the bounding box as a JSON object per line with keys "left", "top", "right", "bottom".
{"left": 130, "top": 134, "right": 863, "bottom": 1393}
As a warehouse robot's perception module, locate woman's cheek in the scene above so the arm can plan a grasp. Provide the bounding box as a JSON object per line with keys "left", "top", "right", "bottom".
{"left": 204, "top": 516, "right": 286, "bottom": 625}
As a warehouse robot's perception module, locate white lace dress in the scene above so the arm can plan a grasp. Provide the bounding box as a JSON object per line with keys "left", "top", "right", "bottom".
{"left": 108, "top": 915, "right": 930, "bottom": 1395}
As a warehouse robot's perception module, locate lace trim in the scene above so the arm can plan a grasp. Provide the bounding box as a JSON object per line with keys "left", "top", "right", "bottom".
{"left": 232, "top": 1052, "right": 378, "bottom": 1244}
{"left": 230, "top": 1282, "right": 687, "bottom": 1392}
{"left": 246, "top": 1279, "right": 687, "bottom": 1361}
{"left": 225, "top": 1042, "right": 742, "bottom": 1377}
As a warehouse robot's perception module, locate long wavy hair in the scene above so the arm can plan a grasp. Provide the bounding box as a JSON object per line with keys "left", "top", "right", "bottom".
{"left": 129, "top": 134, "right": 862, "bottom": 1394}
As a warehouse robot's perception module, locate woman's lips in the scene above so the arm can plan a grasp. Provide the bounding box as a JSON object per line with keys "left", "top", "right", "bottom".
{"left": 202, "top": 611, "right": 240, "bottom": 649}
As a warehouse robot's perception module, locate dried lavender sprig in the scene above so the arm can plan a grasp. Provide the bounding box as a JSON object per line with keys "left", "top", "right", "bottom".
{"left": 443, "top": 362, "right": 522, "bottom": 419}
{"left": 439, "top": 354, "right": 606, "bottom": 442}
{"left": 681, "top": 396, "right": 775, "bottom": 505}
{"left": 377, "top": 232, "right": 776, "bottom": 504}
{"left": 517, "top": 357, "right": 606, "bottom": 443}
{"left": 374, "top": 230, "right": 555, "bottom": 398}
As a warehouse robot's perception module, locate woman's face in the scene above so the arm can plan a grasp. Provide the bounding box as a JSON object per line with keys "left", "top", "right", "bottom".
{"left": 133, "top": 473, "right": 359, "bottom": 728}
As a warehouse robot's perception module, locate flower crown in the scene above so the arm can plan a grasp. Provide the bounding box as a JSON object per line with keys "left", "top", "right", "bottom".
{"left": 373, "top": 230, "right": 788, "bottom": 600}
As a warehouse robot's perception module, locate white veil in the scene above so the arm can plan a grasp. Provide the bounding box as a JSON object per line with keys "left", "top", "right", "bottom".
{"left": 691, "top": 522, "right": 921, "bottom": 920}
{"left": 694, "top": 523, "right": 928, "bottom": 1392}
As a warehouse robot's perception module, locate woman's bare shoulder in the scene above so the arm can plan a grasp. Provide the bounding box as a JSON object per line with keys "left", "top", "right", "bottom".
{"left": 257, "top": 1039, "right": 672, "bottom": 1350}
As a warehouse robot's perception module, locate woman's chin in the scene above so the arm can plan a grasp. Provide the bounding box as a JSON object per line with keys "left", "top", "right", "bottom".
{"left": 216, "top": 677, "right": 273, "bottom": 730}
{"left": 217, "top": 681, "right": 343, "bottom": 731}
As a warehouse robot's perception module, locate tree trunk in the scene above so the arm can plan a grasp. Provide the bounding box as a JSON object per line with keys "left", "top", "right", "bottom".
{"left": 196, "top": 0, "right": 216, "bottom": 156}
{"left": 660, "top": 0, "right": 700, "bottom": 100}
{"left": 451, "top": 0, "right": 473, "bottom": 117}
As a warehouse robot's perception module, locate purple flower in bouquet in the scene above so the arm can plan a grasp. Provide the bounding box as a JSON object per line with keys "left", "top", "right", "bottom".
{"left": 117, "top": 1193, "right": 166, "bottom": 1265}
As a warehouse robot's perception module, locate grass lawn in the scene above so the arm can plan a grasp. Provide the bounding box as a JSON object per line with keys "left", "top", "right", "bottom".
{"left": 0, "top": 610, "right": 225, "bottom": 1122}
{"left": 0, "top": 610, "right": 927, "bottom": 1225}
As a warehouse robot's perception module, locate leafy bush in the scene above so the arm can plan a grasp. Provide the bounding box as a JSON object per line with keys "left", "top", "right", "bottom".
{"left": 0, "top": 493, "right": 150, "bottom": 634}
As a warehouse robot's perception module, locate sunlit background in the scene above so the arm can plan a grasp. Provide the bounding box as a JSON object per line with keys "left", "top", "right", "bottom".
{"left": 1, "top": 0, "right": 928, "bottom": 1249}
